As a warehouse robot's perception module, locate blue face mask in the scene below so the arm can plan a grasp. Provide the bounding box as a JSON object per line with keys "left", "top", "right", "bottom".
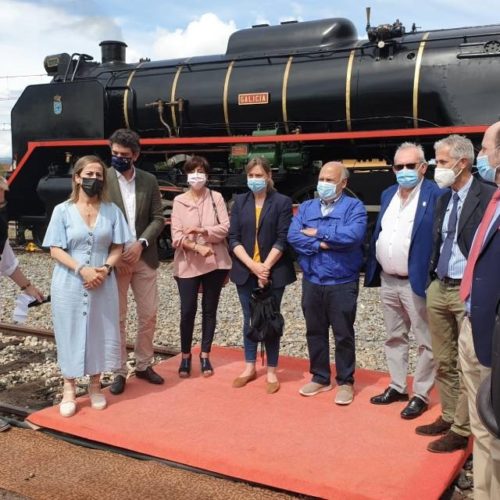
{"left": 316, "top": 181, "right": 337, "bottom": 201}
{"left": 247, "top": 177, "right": 266, "bottom": 193}
{"left": 396, "top": 168, "right": 419, "bottom": 189}
{"left": 476, "top": 155, "right": 497, "bottom": 183}
{"left": 111, "top": 155, "right": 132, "bottom": 173}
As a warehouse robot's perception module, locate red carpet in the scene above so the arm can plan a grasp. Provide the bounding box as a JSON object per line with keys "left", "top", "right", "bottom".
{"left": 28, "top": 347, "right": 469, "bottom": 499}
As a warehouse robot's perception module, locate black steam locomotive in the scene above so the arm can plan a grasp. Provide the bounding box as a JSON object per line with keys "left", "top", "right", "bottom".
{"left": 7, "top": 12, "right": 500, "bottom": 246}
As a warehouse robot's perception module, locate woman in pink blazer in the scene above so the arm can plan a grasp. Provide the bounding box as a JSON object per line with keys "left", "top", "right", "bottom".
{"left": 171, "top": 156, "right": 231, "bottom": 377}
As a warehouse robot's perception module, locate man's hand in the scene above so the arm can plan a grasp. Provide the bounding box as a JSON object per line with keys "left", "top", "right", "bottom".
{"left": 301, "top": 227, "right": 318, "bottom": 237}
{"left": 320, "top": 242, "right": 330, "bottom": 250}
{"left": 122, "top": 241, "right": 143, "bottom": 265}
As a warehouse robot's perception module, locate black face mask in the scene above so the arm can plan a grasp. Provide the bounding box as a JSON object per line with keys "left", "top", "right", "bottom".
{"left": 111, "top": 155, "right": 132, "bottom": 173}
{"left": 81, "top": 178, "right": 104, "bottom": 197}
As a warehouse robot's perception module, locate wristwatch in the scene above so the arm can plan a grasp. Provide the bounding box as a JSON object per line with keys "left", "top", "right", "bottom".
{"left": 139, "top": 238, "right": 148, "bottom": 249}
{"left": 103, "top": 264, "right": 113, "bottom": 275}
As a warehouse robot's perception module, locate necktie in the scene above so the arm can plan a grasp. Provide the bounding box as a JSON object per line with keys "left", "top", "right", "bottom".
{"left": 436, "top": 193, "right": 460, "bottom": 280}
{"left": 460, "top": 189, "right": 500, "bottom": 301}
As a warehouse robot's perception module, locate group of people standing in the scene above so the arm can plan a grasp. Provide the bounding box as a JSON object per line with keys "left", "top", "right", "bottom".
{"left": 1, "top": 122, "right": 499, "bottom": 498}
{"left": 365, "top": 126, "right": 500, "bottom": 499}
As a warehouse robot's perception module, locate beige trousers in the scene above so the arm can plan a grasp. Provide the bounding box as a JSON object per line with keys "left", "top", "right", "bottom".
{"left": 459, "top": 317, "right": 500, "bottom": 500}
{"left": 115, "top": 259, "right": 159, "bottom": 376}
{"left": 426, "top": 279, "right": 470, "bottom": 436}
{"left": 380, "top": 273, "right": 435, "bottom": 401}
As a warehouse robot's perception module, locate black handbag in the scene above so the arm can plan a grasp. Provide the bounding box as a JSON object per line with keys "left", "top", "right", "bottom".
{"left": 246, "top": 285, "right": 284, "bottom": 344}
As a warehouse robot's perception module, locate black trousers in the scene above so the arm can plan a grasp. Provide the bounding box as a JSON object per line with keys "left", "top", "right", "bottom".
{"left": 175, "top": 269, "right": 228, "bottom": 354}
{"left": 301, "top": 279, "right": 359, "bottom": 385}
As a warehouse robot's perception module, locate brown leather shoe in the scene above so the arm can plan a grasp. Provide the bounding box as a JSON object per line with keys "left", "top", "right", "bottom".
{"left": 266, "top": 381, "right": 280, "bottom": 394}
{"left": 427, "top": 430, "right": 469, "bottom": 453}
{"left": 415, "top": 416, "right": 452, "bottom": 436}
{"left": 232, "top": 372, "right": 257, "bottom": 388}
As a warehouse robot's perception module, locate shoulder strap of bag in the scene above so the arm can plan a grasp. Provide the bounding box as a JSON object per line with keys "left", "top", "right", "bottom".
{"left": 209, "top": 189, "right": 221, "bottom": 224}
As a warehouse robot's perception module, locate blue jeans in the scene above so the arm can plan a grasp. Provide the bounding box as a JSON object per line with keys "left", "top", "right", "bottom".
{"left": 236, "top": 276, "right": 285, "bottom": 367}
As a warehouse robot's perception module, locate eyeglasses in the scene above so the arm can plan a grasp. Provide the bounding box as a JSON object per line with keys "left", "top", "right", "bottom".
{"left": 393, "top": 162, "right": 421, "bottom": 171}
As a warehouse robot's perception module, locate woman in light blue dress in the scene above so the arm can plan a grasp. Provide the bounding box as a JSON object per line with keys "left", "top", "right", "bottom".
{"left": 43, "top": 155, "right": 131, "bottom": 417}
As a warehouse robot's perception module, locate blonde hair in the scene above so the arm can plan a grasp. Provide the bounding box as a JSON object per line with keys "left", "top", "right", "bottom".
{"left": 69, "top": 155, "right": 109, "bottom": 203}
{"left": 245, "top": 156, "right": 275, "bottom": 192}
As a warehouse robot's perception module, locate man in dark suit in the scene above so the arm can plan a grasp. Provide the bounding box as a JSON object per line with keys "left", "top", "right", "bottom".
{"left": 107, "top": 129, "right": 165, "bottom": 395}
{"left": 459, "top": 121, "right": 500, "bottom": 498}
{"left": 365, "top": 142, "right": 442, "bottom": 419}
{"left": 416, "top": 135, "right": 496, "bottom": 453}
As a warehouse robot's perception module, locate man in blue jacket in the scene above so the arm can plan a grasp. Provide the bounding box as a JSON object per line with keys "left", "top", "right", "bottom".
{"left": 365, "top": 142, "right": 442, "bottom": 419}
{"left": 288, "top": 162, "right": 367, "bottom": 405}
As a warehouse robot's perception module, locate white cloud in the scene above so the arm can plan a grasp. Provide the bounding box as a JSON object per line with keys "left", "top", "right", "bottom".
{"left": 152, "top": 13, "right": 237, "bottom": 59}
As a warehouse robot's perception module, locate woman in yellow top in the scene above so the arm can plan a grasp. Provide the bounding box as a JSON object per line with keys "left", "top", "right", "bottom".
{"left": 228, "top": 157, "right": 296, "bottom": 393}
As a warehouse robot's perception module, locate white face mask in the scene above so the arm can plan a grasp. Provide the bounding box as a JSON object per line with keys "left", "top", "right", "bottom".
{"left": 433, "top": 159, "right": 462, "bottom": 189}
{"left": 187, "top": 172, "right": 206, "bottom": 190}
{"left": 434, "top": 167, "right": 456, "bottom": 189}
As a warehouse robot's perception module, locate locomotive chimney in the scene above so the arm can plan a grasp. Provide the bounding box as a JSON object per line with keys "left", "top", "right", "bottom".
{"left": 99, "top": 40, "right": 127, "bottom": 64}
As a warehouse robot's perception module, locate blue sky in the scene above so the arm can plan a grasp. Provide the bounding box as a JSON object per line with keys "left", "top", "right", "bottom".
{"left": 1, "top": 0, "right": 499, "bottom": 157}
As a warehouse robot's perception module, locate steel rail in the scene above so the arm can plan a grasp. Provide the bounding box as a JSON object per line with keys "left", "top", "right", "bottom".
{"left": 0, "top": 322, "right": 179, "bottom": 357}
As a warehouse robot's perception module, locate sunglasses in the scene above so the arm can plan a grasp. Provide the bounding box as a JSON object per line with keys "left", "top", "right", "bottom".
{"left": 393, "top": 162, "right": 421, "bottom": 171}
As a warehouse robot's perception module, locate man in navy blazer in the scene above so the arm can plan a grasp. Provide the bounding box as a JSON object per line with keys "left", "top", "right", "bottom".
{"left": 458, "top": 121, "right": 500, "bottom": 498}
{"left": 365, "top": 142, "right": 442, "bottom": 419}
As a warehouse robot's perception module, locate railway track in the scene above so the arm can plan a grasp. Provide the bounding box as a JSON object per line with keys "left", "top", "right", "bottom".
{"left": 0, "top": 322, "right": 180, "bottom": 420}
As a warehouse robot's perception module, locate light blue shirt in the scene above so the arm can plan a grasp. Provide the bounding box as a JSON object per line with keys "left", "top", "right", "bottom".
{"left": 440, "top": 175, "right": 473, "bottom": 279}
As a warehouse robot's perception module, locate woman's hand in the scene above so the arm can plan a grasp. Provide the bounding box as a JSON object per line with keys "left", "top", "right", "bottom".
{"left": 196, "top": 244, "right": 214, "bottom": 257}
{"left": 252, "top": 262, "right": 270, "bottom": 281}
{"left": 80, "top": 266, "right": 105, "bottom": 289}
{"left": 184, "top": 226, "right": 207, "bottom": 236}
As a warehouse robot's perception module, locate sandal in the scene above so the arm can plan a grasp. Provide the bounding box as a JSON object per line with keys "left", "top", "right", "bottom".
{"left": 88, "top": 376, "right": 107, "bottom": 410}
{"left": 60, "top": 380, "right": 76, "bottom": 417}
{"left": 200, "top": 356, "right": 214, "bottom": 377}
{"left": 178, "top": 354, "right": 192, "bottom": 378}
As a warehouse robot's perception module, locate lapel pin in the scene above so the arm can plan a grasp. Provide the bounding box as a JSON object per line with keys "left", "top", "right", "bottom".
{"left": 422, "top": 201, "right": 427, "bottom": 207}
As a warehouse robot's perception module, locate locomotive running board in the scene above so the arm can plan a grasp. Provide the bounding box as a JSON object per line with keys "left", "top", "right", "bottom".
{"left": 8, "top": 124, "right": 488, "bottom": 187}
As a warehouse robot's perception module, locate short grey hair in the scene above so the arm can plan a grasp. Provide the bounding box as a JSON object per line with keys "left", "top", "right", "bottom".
{"left": 434, "top": 135, "right": 474, "bottom": 168}
{"left": 322, "top": 161, "right": 350, "bottom": 180}
{"left": 394, "top": 142, "right": 426, "bottom": 164}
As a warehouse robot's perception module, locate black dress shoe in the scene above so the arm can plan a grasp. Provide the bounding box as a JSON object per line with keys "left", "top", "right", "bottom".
{"left": 109, "top": 375, "right": 126, "bottom": 395}
{"left": 135, "top": 366, "right": 164, "bottom": 385}
{"left": 178, "top": 355, "right": 192, "bottom": 378}
{"left": 401, "top": 396, "right": 428, "bottom": 419}
{"left": 370, "top": 387, "right": 409, "bottom": 405}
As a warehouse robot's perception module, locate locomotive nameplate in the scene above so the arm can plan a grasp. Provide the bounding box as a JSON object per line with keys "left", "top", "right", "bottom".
{"left": 238, "top": 92, "right": 269, "bottom": 105}
{"left": 231, "top": 144, "right": 249, "bottom": 156}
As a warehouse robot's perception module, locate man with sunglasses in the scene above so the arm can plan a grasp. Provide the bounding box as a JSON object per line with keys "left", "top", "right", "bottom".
{"left": 416, "top": 135, "right": 496, "bottom": 453}
{"left": 365, "top": 142, "right": 441, "bottom": 419}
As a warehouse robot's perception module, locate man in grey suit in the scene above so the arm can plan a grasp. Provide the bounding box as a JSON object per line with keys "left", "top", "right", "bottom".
{"left": 107, "top": 129, "right": 165, "bottom": 394}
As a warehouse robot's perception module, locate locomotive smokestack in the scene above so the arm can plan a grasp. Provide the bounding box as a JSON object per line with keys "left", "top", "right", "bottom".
{"left": 99, "top": 40, "right": 127, "bottom": 64}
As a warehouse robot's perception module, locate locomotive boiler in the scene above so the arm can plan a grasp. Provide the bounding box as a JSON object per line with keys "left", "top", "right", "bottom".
{"left": 7, "top": 12, "right": 500, "bottom": 247}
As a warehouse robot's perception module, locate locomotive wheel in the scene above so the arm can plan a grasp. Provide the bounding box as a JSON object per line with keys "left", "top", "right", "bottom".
{"left": 32, "top": 223, "right": 48, "bottom": 250}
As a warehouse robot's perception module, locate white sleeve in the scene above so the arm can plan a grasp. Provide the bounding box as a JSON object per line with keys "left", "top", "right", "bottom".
{"left": 0, "top": 241, "right": 19, "bottom": 277}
